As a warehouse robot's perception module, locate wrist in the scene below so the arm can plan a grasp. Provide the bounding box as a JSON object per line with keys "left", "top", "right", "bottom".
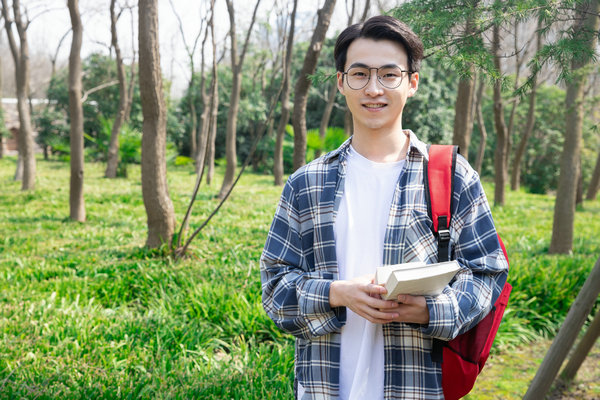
{"left": 329, "top": 280, "right": 345, "bottom": 308}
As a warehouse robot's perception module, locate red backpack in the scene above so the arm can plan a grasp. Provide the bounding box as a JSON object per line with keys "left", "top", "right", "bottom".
{"left": 424, "top": 145, "right": 512, "bottom": 400}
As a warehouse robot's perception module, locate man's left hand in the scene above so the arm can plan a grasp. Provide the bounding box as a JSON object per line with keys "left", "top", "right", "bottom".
{"left": 385, "top": 294, "right": 430, "bottom": 325}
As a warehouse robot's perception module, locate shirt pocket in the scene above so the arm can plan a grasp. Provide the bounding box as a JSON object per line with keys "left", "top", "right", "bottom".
{"left": 402, "top": 208, "right": 437, "bottom": 264}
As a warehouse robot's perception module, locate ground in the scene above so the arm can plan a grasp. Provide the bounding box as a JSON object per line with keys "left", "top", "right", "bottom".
{"left": 468, "top": 338, "right": 600, "bottom": 399}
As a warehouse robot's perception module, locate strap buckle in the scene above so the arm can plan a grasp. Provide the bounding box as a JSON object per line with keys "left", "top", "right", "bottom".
{"left": 438, "top": 229, "right": 450, "bottom": 242}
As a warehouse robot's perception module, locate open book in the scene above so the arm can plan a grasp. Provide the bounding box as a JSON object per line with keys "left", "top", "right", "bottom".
{"left": 375, "top": 260, "right": 461, "bottom": 300}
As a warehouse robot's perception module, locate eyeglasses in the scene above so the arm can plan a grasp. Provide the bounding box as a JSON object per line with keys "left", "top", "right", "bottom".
{"left": 342, "top": 65, "right": 411, "bottom": 90}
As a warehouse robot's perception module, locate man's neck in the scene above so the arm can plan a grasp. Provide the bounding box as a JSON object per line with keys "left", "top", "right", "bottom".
{"left": 351, "top": 128, "right": 410, "bottom": 163}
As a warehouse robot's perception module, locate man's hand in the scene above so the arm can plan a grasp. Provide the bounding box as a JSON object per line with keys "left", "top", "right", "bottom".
{"left": 386, "top": 294, "right": 430, "bottom": 325}
{"left": 329, "top": 275, "right": 400, "bottom": 324}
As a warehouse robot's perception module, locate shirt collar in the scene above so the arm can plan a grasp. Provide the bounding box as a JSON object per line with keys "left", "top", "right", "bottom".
{"left": 323, "top": 130, "right": 429, "bottom": 163}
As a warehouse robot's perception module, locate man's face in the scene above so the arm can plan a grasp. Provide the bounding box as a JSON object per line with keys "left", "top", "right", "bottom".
{"left": 337, "top": 38, "right": 419, "bottom": 135}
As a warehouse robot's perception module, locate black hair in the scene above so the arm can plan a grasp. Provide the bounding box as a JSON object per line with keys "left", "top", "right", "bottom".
{"left": 334, "top": 15, "right": 424, "bottom": 73}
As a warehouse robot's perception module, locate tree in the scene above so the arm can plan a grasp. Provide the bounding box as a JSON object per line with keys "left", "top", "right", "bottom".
{"left": 273, "top": 0, "right": 298, "bottom": 186}
{"left": 586, "top": 146, "right": 600, "bottom": 200}
{"left": 491, "top": 20, "right": 509, "bottom": 207}
{"left": 549, "top": 0, "right": 600, "bottom": 254}
{"left": 194, "top": 15, "right": 211, "bottom": 176}
{"left": 205, "top": 1, "right": 219, "bottom": 186}
{"left": 218, "top": 0, "right": 261, "bottom": 199}
{"left": 451, "top": 0, "right": 478, "bottom": 160}
{"left": 315, "top": 0, "right": 369, "bottom": 160}
{"left": 0, "top": 37, "right": 4, "bottom": 160}
{"left": 511, "top": 18, "right": 542, "bottom": 191}
{"left": 473, "top": 77, "right": 487, "bottom": 174}
{"left": 138, "top": 0, "right": 176, "bottom": 248}
{"left": 1, "top": 0, "right": 36, "bottom": 190}
{"left": 168, "top": 0, "right": 204, "bottom": 165}
{"left": 67, "top": 0, "right": 85, "bottom": 222}
{"left": 292, "top": 0, "right": 337, "bottom": 171}
{"left": 105, "top": 0, "right": 136, "bottom": 178}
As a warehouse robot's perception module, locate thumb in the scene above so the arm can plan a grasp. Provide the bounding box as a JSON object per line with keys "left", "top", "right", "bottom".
{"left": 397, "top": 294, "right": 419, "bottom": 304}
{"left": 367, "top": 283, "right": 387, "bottom": 296}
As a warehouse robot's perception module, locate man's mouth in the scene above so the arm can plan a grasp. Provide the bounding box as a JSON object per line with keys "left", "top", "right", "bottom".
{"left": 363, "top": 103, "right": 387, "bottom": 109}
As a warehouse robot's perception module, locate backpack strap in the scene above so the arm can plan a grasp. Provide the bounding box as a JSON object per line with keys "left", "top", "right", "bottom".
{"left": 423, "top": 144, "right": 458, "bottom": 262}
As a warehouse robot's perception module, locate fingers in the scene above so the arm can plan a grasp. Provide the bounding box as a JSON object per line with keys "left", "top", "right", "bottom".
{"left": 356, "top": 304, "right": 399, "bottom": 324}
{"left": 386, "top": 295, "right": 430, "bottom": 324}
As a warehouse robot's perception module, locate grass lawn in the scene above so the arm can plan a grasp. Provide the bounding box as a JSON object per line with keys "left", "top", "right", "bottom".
{"left": 0, "top": 156, "right": 598, "bottom": 399}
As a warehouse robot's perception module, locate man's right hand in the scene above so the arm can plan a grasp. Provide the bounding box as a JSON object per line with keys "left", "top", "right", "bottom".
{"left": 329, "top": 275, "right": 400, "bottom": 324}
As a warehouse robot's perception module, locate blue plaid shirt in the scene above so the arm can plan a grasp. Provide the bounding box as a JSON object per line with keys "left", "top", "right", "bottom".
{"left": 260, "top": 132, "right": 508, "bottom": 399}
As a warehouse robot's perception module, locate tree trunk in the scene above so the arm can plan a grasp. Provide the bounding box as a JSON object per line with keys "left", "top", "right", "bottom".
{"left": 2, "top": 0, "right": 36, "bottom": 190}
{"left": 316, "top": 79, "right": 338, "bottom": 159}
{"left": 576, "top": 157, "right": 584, "bottom": 207}
{"left": 218, "top": 0, "right": 261, "bottom": 199}
{"left": 549, "top": 0, "right": 599, "bottom": 254}
{"left": 105, "top": 0, "right": 130, "bottom": 178}
{"left": 474, "top": 78, "right": 487, "bottom": 175}
{"left": 139, "top": 0, "right": 176, "bottom": 248}
{"left": 274, "top": 0, "right": 298, "bottom": 186}
{"left": 560, "top": 308, "right": 600, "bottom": 382}
{"left": 585, "top": 146, "right": 600, "bottom": 200}
{"left": 492, "top": 23, "right": 508, "bottom": 207}
{"left": 14, "top": 152, "right": 22, "bottom": 180}
{"left": 68, "top": 0, "right": 85, "bottom": 222}
{"left": 195, "top": 20, "right": 211, "bottom": 176}
{"left": 344, "top": 108, "right": 353, "bottom": 136}
{"left": 292, "top": 0, "right": 337, "bottom": 171}
{"left": 511, "top": 19, "right": 540, "bottom": 192}
{"left": 453, "top": 73, "right": 476, "bottom": 159}
{"left": 206, "top": 9, "right": 219, "bottom": 186}
{"left": 0, "top": 45, "right": 3, "bottom": 160}
{"left": 206, "top": 77, "right": 218, "bottom": 186}
{"left": 452, "top": 4, "right": 478, "bottom": 159}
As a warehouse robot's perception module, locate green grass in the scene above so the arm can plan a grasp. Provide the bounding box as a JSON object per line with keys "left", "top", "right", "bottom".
{"left": 0, "top": 156, "right": 598, "bottom": 399}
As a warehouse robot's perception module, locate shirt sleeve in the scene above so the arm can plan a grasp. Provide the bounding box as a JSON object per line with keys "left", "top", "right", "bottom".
{"left": 260, "top": 180, "right": 345, "bottom": 340}
{"left": 419, "top": 159, "right": 509, "bottom": 341}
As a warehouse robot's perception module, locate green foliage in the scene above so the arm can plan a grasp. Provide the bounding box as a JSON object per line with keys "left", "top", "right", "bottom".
{"left": 403, "top": 56, "right": 457, "bottom": 144}
{"left": 46, "top": 53, "right": 144, "bottom": 162}
{"left": 117, "top": 125, "right": 142, "bottom": 177}
{"left": 0, "top": 108, "right": 10, "bottom": 140}
{"left": 391, "top": 0, "right": 496, "bottom": 77}
{"left": 34, "top": 107, "right": 70, "bottom": 156}
{"left": 470, "top": 81, "right": 597, "bottom": 195}
{"left": 306, "top": 127, "right": 349, "bottom": 162}
{"left": 84, "top": 116, "right": 141, "bottom": 177}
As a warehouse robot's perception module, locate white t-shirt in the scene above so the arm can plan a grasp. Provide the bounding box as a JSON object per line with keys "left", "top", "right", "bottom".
{"left": 335, "top": 145, "right": 405, "bottom": 400}
{"left": 297, "top": 145, "right": 405, "bottom": 399}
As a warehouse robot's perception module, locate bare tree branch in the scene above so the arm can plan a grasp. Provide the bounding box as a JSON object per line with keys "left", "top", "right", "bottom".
{"left": 80, "top": 80, "right": 118, "bottom": 103}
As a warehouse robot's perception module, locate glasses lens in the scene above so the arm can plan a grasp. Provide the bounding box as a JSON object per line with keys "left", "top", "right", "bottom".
{"left": 377, "top": 67, "right": 404, "bottom": 89}
{"left": 346, "top": 67, "right": 370, "bottom": 90}
{"left": 345, "top": 66, "right": 406, "bottom": 89}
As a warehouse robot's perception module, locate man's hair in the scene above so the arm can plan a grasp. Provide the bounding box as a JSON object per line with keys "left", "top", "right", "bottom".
{"left": 334, "top": 15, "right": 424, "bottom": 73}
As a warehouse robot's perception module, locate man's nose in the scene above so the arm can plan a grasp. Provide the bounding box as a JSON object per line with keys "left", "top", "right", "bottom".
{"left": 364, "top": 71, "right": 384, "bottom": 95}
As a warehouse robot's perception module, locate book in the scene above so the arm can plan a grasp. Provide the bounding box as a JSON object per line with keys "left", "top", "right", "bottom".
{"left": 375, "top": 260, "right": 461, "bottom": 300}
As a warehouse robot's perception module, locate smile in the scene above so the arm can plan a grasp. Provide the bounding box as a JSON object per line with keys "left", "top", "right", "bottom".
{"left": 363, "top": 103, "right": 387, "bottom": 109}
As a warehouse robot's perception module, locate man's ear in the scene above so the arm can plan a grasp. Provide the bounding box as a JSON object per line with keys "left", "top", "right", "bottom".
{"left": 337, "top": 71, "right": 345, "bottom": 95}
{"left": 407, "top": 72, "right": 419, "bottom": 98}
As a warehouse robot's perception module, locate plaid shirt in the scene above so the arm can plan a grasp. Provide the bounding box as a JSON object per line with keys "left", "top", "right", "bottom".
{"left": 260, "top": 132, "right": 508, "bottom": 400}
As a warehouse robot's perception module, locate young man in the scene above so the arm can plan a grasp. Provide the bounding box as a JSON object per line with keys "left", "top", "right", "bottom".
{"left": 260, "top": 15, "right": 508, "bottom": 400}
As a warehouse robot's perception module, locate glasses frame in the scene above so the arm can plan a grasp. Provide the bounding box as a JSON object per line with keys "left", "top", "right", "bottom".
{"left": 342, "top": 65, "right": 412, "bottom": 90}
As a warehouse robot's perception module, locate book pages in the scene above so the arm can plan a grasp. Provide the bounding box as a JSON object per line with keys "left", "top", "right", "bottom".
{"left": 375, "top": 260, "right": 461, "bottom": 300}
